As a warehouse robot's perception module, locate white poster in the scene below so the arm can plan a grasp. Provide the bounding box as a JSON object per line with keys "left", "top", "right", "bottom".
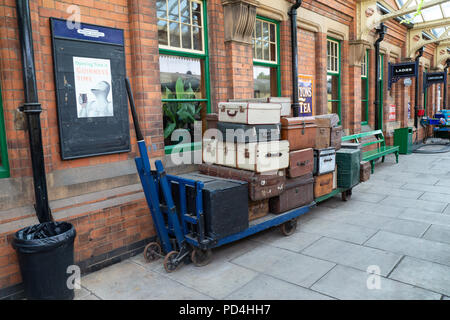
{"left": 73, "top": 57, "right": 114, "bottom": 118}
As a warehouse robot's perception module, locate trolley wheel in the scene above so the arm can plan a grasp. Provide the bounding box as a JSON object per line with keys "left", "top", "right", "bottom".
{"left": 143, "top": 242, "right": 162, "bottom": 262}
{"left": 342, "top": 189, "right": 352, "bottom": 201}
{"left": 191, "top": 248, "right": 212, "bottom": 267}
{"left": 280, "top": 219, "right": 297, "bottom": 236}
{"left": 163, "top": 251, "right": 181, "bottom": 273}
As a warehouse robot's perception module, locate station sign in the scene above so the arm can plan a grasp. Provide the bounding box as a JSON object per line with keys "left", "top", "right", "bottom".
{"left": 423, "top": 72, "right": 447, "bottom": 90}
{"left": 388, "top": 61, "right": 418, "bottom": 90}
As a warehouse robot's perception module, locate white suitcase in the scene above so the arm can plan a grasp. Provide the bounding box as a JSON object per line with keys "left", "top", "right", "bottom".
{"left": 217, "top": 141, "right": 236, "bottom": 167}
{"left": 203, "top": 139, "right": 217, "bottom": 164}
{"left": 236, "top": 140, "right": 289, "bottom": 173}
{"left": 314, "top": 148, "right": 336, "bottom": 175}
{"left": 269, "top": 97, "right": 291, "bottom": 116}
{"left": 218, "top": 102, "right": 281, "bottom": 125}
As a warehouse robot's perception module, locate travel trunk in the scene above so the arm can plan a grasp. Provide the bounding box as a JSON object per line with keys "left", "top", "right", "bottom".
{"left": 314, "top": 148, "right": 336, "bottom": 175}
{"left": 330, "top": 126, "right": 343, "bottom": 150}
{"left": 205, "top": 113, "right": 218, "bottom": 130}
{"left": 236, "top": 140, "right": 290, "bottom": 173}
{"left": 287, "top": 148, "right": 314, "bottom": 178}
{"left": 203, "top": 138, "right": 217, "bottom": 164}
{"left": 314, "top": 173, "right": 334, "bottom": 198}
{"left": 281, "top": 117, "right": 317, "bottom": 151}
{"left": 217, "top": 122, "right": 281, "bottom": 143}
{"left": 269, "top": 173, "right": 314, "bottom": 214}
{"left": 336, "top": 148, "right": 361, "bottom": 189}
{"left": 315, "top": 127, "right": 331, "bottom": 149}
{"left": 198, "top": 163, "right": 285, "bottom": 201}
{"left": 217, "top": 141, "right": 236, "bottom": 167}
{"left": 268, "top": 97, "right": 291, "bottom": 116}
{"left": 360, "top": 160, "right": 371, "bottom": 182}
{"left": 314, "top": 114, "right": 340, "bottom": 128}
{"left": 218, "top": 102, "right": 281, "bottom": 125}
{"left": 172, "top": 173, "right": 249, "bottom": 240}
{"left": 248, "top": 199, "right": 269, "bottom": 221}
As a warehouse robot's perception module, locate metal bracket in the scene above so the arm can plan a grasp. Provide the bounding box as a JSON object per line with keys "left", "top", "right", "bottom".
{"left": 19, "top": 102, "right": 42, "bottom": 113}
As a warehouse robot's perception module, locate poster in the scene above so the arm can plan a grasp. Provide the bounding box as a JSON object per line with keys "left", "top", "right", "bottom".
{"left": 389, "top": 104, "right": 396, "bottom": 121}
{"left": 298, "top": 75, "right": 314, "bottom": 116}
{"left": 73, "top": 57, "right": 114, "bottom": 118}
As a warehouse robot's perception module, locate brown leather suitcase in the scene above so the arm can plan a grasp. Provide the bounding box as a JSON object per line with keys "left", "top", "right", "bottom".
{"left": 281, "top": 117, "right": 317, "bottom": 151}
{"left": 198, "top": 163, "right": 285, "bottom": 201}
{"left": 314, "top": 114, "right": 340, "bottom": 128}
{"left": 249, "top": 199, "right": 269, "bottom": 221}
{"left": 360, "top": 161, "right": 371, "bottom": 182}
{"left": 331, "top": 126, "right": 343, "bottom": 150}
{"left": 269, "top": 173, "right": 314, "bottom": 214}
{"left": 287, "top": 148, "right": 314, "bottom": 178}
{"left": 315, "top": 127, "right": 331, "bottom": 149}
{"left": 314, "top": 172, "right": 333, "bottom": 198}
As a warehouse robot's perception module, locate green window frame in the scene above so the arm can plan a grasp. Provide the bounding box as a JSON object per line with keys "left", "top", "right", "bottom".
{"left": 361, "top": 49, "right": 369, "bottom": 125}
{"left": 326, "top": 37, "right": 341, "bottom": 122}
{"left": 252, "top": 16, "right": 281, "bottom": 98}
{"left": 0, "top": 82, "right": 9, "bottom": 178}
{"left": 157, "top": 0, "right": 211, "bottom": 155}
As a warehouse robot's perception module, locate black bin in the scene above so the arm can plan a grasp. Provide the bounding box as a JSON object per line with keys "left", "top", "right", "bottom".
{"left": 13, "top": 221, "right": 76, "bottom": 300}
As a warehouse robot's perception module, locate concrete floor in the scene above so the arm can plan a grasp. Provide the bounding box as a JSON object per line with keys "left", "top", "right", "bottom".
{"left": 76, "top": 150, "right": 450, "bottom": 300}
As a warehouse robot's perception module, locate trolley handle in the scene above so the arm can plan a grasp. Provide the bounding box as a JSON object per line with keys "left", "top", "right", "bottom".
{"left": 125, "top": 78, "right": 144, "bottom": 142}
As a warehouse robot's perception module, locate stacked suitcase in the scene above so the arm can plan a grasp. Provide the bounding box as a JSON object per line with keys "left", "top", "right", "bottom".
{"left": 335, "top": 148, "right": 361, "bottom": 189}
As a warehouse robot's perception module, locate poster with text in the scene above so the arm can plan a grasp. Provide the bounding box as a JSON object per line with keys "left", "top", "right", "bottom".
{"left": 73, "top": 57, "right": 114, "bottom": 118}
{"left": 298, "top": 75, "right": 314, "bottom": 116}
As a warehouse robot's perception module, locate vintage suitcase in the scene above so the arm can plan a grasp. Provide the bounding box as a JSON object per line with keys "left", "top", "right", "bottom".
{"left": 198, "top": 163, "right": 285, "bottom": 201}
{"left": 314, "top": 172, "right": 334, "bottom": 198}
{"left": 336, "top": 148, "right": 361, "bottom": 189}
{"left": 203, "top": 138, "right": 217, "bottom": 164}
{"left": 205, "top": 113, "right": 218, "bottom": 130}
{"left": 330, "top": 126, "right": 343, "bottom": 150}
{"left": 315, "top": 127, "right": 331, "bottom": 149}
{"left": 217, "top": 122, "right": 281, "bottom": 143}
{"left": 341, "top": 142, "right": 362, "bottom": 161}
{"left": 280, "top": 117, "right": 317, "bottom": 151}
{"left": 287, "top": 148, "right": 314, "bottom": 178}
{"left": 218, "top": 102, "right": 281, "bottom": 125}
{"left": 172, "top": 173, "right": 249, "bottom": 240}
{"left": 236, "top": 140, "right": 290, "bottom": 173}
{"left": 314, "top": 113, "right": 340, "bottom": 128}
{"left": 360, "top": 161, "right": 371, "bottom": 182}
{"left": 313, "top": 148, "right": 336, "bottom": 175}
{"left": 269, "top": 173, "right": 314, "bottom": 214}
{"left": 216, "top": 140, "right": 236, "bottom": 167}
{"left": 333, "top": 166, "right": 338, "bottom": 190}
{"left": 268, "top": 97, "right": 291, "bottom": 116}
{"left": 249, "top": 199, "right": 269, "bottom": 221}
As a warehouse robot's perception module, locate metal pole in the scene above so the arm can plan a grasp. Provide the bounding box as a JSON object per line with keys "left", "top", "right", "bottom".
{"left": 414, "top": 46, "right": 424, "bottom": 128}
{"left": 444, "top": 59, "right": 449, "bottom": 109}
{"left": 289, "top": 0, "right": 302, "bottom": 117}
{"left": 374, "top": 23, "right": 386, "bottom": 130}
{"left": 16, "top": 0, "right": 52, "bottom": 223}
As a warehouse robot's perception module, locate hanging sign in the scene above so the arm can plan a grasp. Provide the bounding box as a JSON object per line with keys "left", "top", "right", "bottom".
{"left": 51, "top": 18, "right": 130, "bottom": 160}
{"left": 388, "top": 61, "right": 418, "bottom": 90}
{"left": 298, "top": 75, "right": 314, "bottom": 116}
{"left": 423, "top": 72, "right": 446, "bottom": 90}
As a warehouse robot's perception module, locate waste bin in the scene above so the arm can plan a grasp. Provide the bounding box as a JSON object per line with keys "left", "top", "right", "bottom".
{"left": 394, "top": 127, "right": 413, "bottom": 154}
{"left": 13, "top": 221, "right": 76, "bottom": 300}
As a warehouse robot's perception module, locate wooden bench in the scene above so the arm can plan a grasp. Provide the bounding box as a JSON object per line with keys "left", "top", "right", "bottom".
{"left": 341, "top": 130, "right": 399, "bottom": 174}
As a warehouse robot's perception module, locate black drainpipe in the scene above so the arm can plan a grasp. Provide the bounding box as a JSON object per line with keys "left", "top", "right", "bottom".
{"left": 444, "top": 59, "right": 449, "bottom": 109}
{"left": 374, "top": 23, "right": 386, "bottom": 131}
{"left": 16, "top": 0, "right": 52, "bottom": 223}
{"left": 414, "top": 46, "right": 424, "bottom": 128}
{"left": 289, "top": 0, "right": 302, "bottom": 117}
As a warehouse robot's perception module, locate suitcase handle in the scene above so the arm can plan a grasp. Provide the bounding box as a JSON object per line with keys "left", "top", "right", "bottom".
{"left": 266, "top": 152, "right": 283, "bottom": 158}
{"left": 226, "top": 110, "right": 238, "bottom": 117}
{"left": 296, "top": 160, "right": 308, "bottom": 167}
{"left": 320, "top": 180, "right": 331, "bottom": 186}
{"left": 324, "top": 159, "right": 333, "bottom": 162}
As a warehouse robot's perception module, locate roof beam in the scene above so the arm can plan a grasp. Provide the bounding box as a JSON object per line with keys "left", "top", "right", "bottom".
{"left": 380, "top": 0, "right": 448, "bottom": 22}
{"left": 411, "top": 18, "right": 450, "bottom": 31}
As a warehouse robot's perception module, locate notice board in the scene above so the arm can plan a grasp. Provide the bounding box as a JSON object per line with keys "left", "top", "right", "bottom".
{"left": 51, "top": 18, "right": 130, "bottom": 160}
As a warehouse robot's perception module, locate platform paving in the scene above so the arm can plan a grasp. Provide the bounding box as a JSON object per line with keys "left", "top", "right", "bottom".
{"left": 77, "top": 151, "right": 450, "bottom": 300}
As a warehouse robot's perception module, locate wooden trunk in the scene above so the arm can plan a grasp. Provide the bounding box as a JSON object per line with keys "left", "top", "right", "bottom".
{"left": 315, "top": 127, "right": 331, "bottom": 149}
{"left": 360, "top": 161, "right": 371, "bottom": 182}
{"left": 314, "top": 173, "right": 334, "bottom": 198}
{"left": 287, "top": 148, "right": 314, "bottom": 178}
{"left": 249, "top": 199, "right": 269, "bottom": 221}
{"left": 330, "top": 126, "right": 343, "bottom": 150}
{"left": 269, "top": 173, "right": 314, "bottom": 214}
{"left": 280, "top": 117, "right": 317, "bottom": 151}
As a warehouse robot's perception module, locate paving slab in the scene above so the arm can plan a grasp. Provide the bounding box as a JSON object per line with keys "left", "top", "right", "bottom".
{"left": 419, "top": 192, "right": 450, "bottom": 204}
{"left": 389, "top": 256, "right": 450, "bottom": 297}
{"left": 379, "top": 196, "right": 448, "bottom": 213}
{"left": 354, "top": 185, "right": 424, "bottom": 200}
{"left": 422, "top": 224, "right": 450, "bottom": 245}
{"left": 365, "top": 231, "right": 450, "bottom": 267}
{"left": 401, "top": 183, "right": 450, "bottom": 195}
{"left": 436, "top": 180, "right": 450, "bottom": 187}
{"left": 249, "top": 229, "right": 322, "bottom": 253}
{"left": 231, "top": 244, "right": 335, "bottom": 288}
{"left": 342, "top": 192, "right": 387, "bottom": 203}
{"left": 378, "top": 218, "right": 430, "bottom": 238}
{"left": 225, "top": 274, "right": 333, "bottom": 300}
{"left": 444, "top": 204, "right": 450, "bottom": 215}
{"left": 311, "top": 265, "right": 440, "bottom": 300}
{"left": 399, "top": 209, "right": 450, "bottom": 227}
{"left": 82, "top": 260, "right": 211, "bottom": 300}
{"left": 298, "top": 218, "right": 378, "bottom": 245}
{"left": 312, "top": 209, "right": 393, "bottom": 229}
{"left": 302, "top": 238, "right": 402, "bottom": 276}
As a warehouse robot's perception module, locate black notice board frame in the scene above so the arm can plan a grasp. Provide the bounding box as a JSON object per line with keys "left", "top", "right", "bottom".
{"left": 50, "top": 18, "right": 130, "bottom": 160}
{"left": 423, "top": 71, "right": 447, "bottom": 90}
{"left": 388, "top": 61, "right": 418, "bottom": 90}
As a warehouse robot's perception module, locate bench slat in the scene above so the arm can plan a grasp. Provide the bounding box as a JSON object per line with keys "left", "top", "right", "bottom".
{"left": 341, "top": 130, "right": 384, "bottom": 141}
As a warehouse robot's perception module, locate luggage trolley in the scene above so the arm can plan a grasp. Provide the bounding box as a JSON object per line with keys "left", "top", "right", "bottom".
{"left": 125, "top": 79, "right": 313, "bottom": 272}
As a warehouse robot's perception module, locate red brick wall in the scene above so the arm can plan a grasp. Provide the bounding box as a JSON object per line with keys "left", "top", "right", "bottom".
{"left": 298, "top": 28, "right": 316, "bottom": 114}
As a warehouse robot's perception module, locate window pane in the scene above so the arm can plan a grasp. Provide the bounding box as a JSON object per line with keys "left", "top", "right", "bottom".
{"left": 270, "top": 23, "right": 275, "bottom": 42}
{"left": 158, "top": 19, "right": 168, "bottom": 46}
{"left": 169, "top": 22, "right": 180, "bottom": 47}
{"left": 327, "top": 101, "right": 339, "bottom": 115}
{"left": 254, "top": 66, "right": 271, "bottom": 98}
{"left": 180, "top": 0, "right": 190, "bottom": 23}
{"left": 192, "top": 9, "right": 202, "bottom": 26}
{"left": 270, "top": 43, "right": 276, "bottom": 62}
{"left": 263, "top": 41, "right": 269, "bottom": 61}
{"left": 361, "top": 78, "right": 367, "bottom": 100}
{"left": 256, "top": 20, "right": 262, "bottom": 39}
{"left": 192, "top": 27, "right": 202, "bottom": 51}
{"left": 160, "top": 55, "right": 203, "bottom": 99}
{"left": 327, "top": 75, "right": 339, "bottom": 100}
{"left": 263, "top": 22, "right": 269, "bottom": 41}
{"left": 256, "top": 40, "right": 262, "bottom": 60}
{"left": 168, "top": 0, "right": 179, "bottom": 20}
{"left": 181, "top": 24, "right": 192, "bottom": 49}
{"left": 157, "top": 0, "right": 167, "bottom": 19}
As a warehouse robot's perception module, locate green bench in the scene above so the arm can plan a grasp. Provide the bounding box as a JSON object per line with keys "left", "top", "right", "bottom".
{"left": 341, "top": 130, "right": 399, "bottom": 174}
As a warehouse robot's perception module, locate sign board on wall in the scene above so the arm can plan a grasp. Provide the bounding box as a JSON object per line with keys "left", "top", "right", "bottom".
{"left": 298, "top": 75, "right": 314, "bottom": 116}
{"left": 51, "top": 18, "right": 130, "bottom": 160}
{"left": 389, "top": 104, "right": 396, "bottom": 121}
{"left": 423, "top": 72, "right": 446, "bottom": 90}
{"left": 388, "top": 61, "right": 418, "bottom": 90}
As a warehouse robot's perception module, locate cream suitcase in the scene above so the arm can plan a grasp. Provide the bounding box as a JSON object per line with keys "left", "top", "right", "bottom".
{"left": 218, "top": 102, "right": 281, "bottom": 125}
{"left": 237, "top": 140, "right": 289, "bottom": 173}
{"left": 217, "top": 141, "right": 236, "bottom": 167}
{"left": 268, "top": 97, "right": 291, "bottom": 116}
{"left": 203, "top": 138, "right": 217, "bottom": 164}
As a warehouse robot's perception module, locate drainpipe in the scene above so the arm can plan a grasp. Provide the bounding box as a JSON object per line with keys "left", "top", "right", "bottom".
{"left": 16, "top": 0, "right": 52, "bottom": 223}
{"left": 414, "top": 46, "right": 424, "bottom": 128}
{"left": 444, "top": 59, "right": 449, "bottom": 109}
{"left": 288, "top": 0, "right": 302, "bottom": 117}
{"left": 374, "top": 23, "right": 386, "bottom": 131}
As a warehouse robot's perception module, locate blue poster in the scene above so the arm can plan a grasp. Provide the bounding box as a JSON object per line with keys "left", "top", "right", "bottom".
{"left": 298, "top": 75, "right": 313, "bottom": 116}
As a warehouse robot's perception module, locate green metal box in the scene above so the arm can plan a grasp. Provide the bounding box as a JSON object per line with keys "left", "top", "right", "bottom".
{"left": 394, "top": 127, "right": 413, "bottom": 155}
{"left": 336, "top": 148, "right": 361, "bottom": 189}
